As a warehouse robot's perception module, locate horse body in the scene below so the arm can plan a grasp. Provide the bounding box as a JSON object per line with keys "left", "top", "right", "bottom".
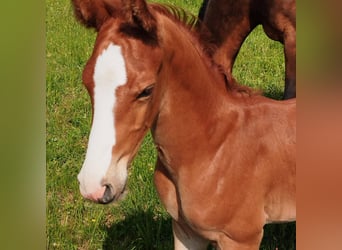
{"left": 199, "top": 0, "right": 296, "bottom": 99}
{"left": 72, "top": 0, "right": 296, "bottom": 248}
{"left": 152, "top": 72, "right": 296, "bottom": 246}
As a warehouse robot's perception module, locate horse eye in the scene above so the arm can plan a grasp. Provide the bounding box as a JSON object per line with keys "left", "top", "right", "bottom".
{"left": 137, "top": 85, "right": 154, "bottom": 99}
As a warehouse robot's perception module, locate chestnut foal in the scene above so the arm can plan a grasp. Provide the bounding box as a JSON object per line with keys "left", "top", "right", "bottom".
{"left": 72, "top": 0, "right": 296, "bottom": 249}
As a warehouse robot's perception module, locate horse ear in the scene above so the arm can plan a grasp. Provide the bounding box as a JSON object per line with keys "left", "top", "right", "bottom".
{"left": 71, "top": 0, "right": 122, "bottom": 31}
{"left": 120, "top": 0, "right": 157, "bottom": 33}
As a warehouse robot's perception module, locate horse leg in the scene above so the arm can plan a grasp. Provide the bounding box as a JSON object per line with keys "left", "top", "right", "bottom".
{"left": 216, "top": 231, "right": 263, "bottom": 250}
{"left": 283, "top": 26, "right": 296, "bottom": 99}
{"left": 154, "top": 158, "right": 209, "bottom": 249}
{"left": 198, "top": 0, "right": 210, "bottom": 21}
{"left": 154, "top": 157, "right": 179, "bottom": 219}
{"left": 173, "top": 219, "right": 209, "bottom": 250}
{"left": 261, "top": 8, "right": 296, "bottom": 99}
{"left": 211, "top": 24, "right": 254, "bottom": 86}
{"left": 200, "top": 0, "right": 254, "bottom": 86}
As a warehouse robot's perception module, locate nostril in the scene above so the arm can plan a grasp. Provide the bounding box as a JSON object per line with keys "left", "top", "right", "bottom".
{"left": 98, "top": 185, "right": 115, "bottom": 204}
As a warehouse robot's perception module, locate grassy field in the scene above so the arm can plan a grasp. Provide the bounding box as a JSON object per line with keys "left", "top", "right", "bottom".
{"left": 46, "top": 0, "right": 294, "bottom": 249}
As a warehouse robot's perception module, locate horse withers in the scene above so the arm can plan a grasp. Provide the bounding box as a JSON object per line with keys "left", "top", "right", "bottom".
{"left": 198, "top": 0, "right": 296, "bottom": 99}
{"left": 72, "top": 0, "right": 296, "bottom": 249}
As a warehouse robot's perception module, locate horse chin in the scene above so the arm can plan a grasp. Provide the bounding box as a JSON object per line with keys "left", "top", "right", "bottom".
{"left": 112, "top": 182, "right": 129, "bottom": 203}
{"left": 96, "top": 181, "right": 128, "bottom": 204}
{"left": 116, "top": 188, "right": 129, "bottom": 202}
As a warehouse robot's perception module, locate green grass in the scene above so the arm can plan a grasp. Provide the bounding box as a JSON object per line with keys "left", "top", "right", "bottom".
{"left": 46, "top": 0, "right": 294, "bottom": 249}
{"left": 234, "top": 26, "right": 285, "bottom": 100}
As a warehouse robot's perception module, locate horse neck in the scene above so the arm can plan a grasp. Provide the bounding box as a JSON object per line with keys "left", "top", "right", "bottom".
{"left": 156, "top": 13, "right": 230, "bottom": 107}
{"left": 151, "top": 15, "right": 237, "bottom": 167}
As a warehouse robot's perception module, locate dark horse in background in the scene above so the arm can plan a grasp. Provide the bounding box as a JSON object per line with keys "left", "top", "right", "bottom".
{"left": 198, "top": 0, "right": 296, "bottom": 99}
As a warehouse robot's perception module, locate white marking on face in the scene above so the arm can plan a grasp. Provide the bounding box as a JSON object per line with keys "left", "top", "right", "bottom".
{"left": 78, "top": 43, "right": 127, "bottom": 197}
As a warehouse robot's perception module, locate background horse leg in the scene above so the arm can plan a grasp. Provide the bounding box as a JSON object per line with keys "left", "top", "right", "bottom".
{"left": 211, "top": 24, "right": 253, "bottom": 86}
{"left": 200, "top": 0, "right": 255, "bottom": 86}
{"left": 283, "top": 27, "right": 296, "bottom": 99}
{"left": 261, "top": 7, "right": 296, "bottom": 99}
{"left": 198, "top": 0, "right": 210, "bottom": 21}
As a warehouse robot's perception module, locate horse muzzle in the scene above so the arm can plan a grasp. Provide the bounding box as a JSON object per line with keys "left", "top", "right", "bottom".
{"left": 78, "top": 156, "right": 130, "bottom": 204}
{"left": 79, "top": 183, "right": 127, "bottom": 204}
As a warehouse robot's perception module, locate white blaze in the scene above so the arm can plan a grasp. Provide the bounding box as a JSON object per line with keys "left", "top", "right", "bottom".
{"left": 78, "top": 43, "right": 127, "bottom": 196}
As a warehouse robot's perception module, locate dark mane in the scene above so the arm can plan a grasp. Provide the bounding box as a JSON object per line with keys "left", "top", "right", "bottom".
{"left": 150, "top": 3, "right": 258, "bottom": 97}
